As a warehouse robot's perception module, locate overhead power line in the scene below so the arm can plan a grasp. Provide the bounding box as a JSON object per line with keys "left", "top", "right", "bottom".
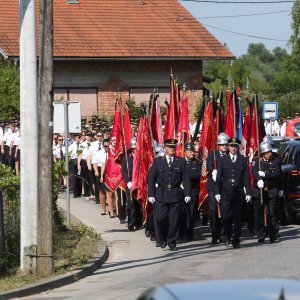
{"left": 202, "top": 22, "right": 289, "bottom": 41}
{"left": 194, "top": 10, "right": 291, "bottom": 19}
{"left": 180, "top": 0, "right": 294, "bottom": 4}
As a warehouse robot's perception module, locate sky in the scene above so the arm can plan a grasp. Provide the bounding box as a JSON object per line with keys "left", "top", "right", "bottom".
{"left": 180, "top": 0, "right": 294, "bottom": 57}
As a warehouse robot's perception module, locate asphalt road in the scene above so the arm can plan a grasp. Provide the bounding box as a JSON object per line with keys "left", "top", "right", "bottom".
{"left": 20, "top": 195, "right": 300, "bottom": 300}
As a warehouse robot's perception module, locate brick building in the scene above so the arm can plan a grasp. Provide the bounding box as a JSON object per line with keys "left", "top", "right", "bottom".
{"left": 0, "top": 0, "right": 233, "bottom": 118}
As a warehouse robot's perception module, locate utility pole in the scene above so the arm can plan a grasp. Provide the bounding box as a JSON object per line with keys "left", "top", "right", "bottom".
{"left": 37, "top": 0, "right": 53, "bottom": 275}
{"left": 20, "top": 0, "right": 38, "bottom": 274}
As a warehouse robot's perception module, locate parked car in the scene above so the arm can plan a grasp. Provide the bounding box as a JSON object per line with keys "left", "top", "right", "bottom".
{"left": 277, "top": 139, "right": 300, "bottom": 224}
{"left": 286, "top": 117, "right": 300, "bottom": 137}
{"left": 136, "top": 279, "right": 300, "bottom": 300}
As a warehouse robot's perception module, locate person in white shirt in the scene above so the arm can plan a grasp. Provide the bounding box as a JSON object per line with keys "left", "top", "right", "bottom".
{"left": 92, "top": 138, "right": 110, "bottom": 215}
{"left": 3, "top": 124, "right": 15, "bottom": 169}
{"left": 280, "top": 119, "right": 287, "bottom": 137}
{"left": 78, "top": 133, "right": 92, "bottom": 199}
{"left": 68, "top": 134, "right": 82, "bottom": 198}
{"left": 13, "top": 128, "right": 21, "bottom": 175}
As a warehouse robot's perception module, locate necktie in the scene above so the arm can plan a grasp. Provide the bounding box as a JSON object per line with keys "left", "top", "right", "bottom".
{"left": 232, "top": 156, "right": 235, "bottom": 163}
{"left": 77, "top": 143, "right": 79, "bottom": 150}
{"left": 98, "top": 142, "right": 101, "bottom": 150}
{"left": 168, "top": 157, "right": 172, "bottom": 167}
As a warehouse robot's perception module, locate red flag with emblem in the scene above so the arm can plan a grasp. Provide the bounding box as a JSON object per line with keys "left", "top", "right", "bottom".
{"left": 241, "top": 97, "right": 251, "bottom": 156}
{"left": 113, "top": 98, "right": 124, "bottom": 164}
{"left": 131, "top": 112, "right": 154, "bottom": 222}
{"left": 198, "top": 101, "right": 214, "bottom": 208}
{"left": 176, "top": 95, "right": 190, "bottom": 157}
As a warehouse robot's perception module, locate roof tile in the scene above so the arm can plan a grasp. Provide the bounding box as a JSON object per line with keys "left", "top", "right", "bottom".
{"left": 0, "top": 0, "right": 233, "bottom": 59}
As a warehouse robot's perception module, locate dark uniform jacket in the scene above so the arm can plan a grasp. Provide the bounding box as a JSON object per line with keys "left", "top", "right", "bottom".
{"left": 206, "top": 150, "right": 225, "bottom": 192}
{"left": 251, "top": 156, "right": 281, "bottom": 198}
{"left": 148, "top": 155, "right": 191, "bottom": 203}
{"left": 215, "top": 153, "right": 251, "bottom": 198}
{"left": 186, "top": 158, "right": 202, "bottom": 197}
{"left": 122, "top": 150, "right": 134, "bottom": 183}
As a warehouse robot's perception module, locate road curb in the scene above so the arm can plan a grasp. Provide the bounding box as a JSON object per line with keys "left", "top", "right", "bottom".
{"left": 0, "top": 239, "right": 109, "bottom": 300}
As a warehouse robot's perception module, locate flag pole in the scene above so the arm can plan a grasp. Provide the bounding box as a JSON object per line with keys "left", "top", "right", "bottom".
{"left": 254, "top": 93, "right": 264, "bottom": 208}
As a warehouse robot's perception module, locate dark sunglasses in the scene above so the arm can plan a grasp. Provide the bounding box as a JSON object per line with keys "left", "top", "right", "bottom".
{"left": 58, "top": 139, "right": 63, "bottom": 141}
{"left": 103, "top": 145, "right": 109, "bottom": 148}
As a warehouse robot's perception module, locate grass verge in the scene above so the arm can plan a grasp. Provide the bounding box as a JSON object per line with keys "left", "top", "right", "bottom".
{"left": 0, "top": 222, "right": 100, "bottom": 292}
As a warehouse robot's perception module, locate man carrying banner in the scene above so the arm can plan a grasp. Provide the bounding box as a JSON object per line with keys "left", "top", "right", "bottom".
{"left": 122, "top": 137, "right": 142, "bottom": 231}
{"left": 251, "top": 141, "right": 281, "bottom": 243}
{"left": 206, "top": 133, "right": 229, "bottom": 244}
{"left": 215, "top": 137, "right": 251, "bottom": 248}
{"left": 148, "top": 138, "right": 191, "bottom": 251}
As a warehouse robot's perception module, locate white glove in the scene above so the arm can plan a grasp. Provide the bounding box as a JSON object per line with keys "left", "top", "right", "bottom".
{"left": 215, "top": 194, "right": 221, "bottom": 203}
{"left": 245, "top": 195, "right": 252, "bottom": 203}
{"left": 258, "top": 171, "right": 265, "bottom": 177}
{"left": 257, "top": 179, "right": 264, "bottom": 189}
{"left": 212, "top": 169, "right": 217, "bottom": 182}
{"left": 279, "top": 190, "right": 284, "bottom": 198}
{"left": 185, "top": 196, "right": 191, "bottom": 204}
{"left": 148, "top": 197, "right": 155, "bottom": 204}
{"left": 127, "top": 181, "right": 132, "bottom": 189}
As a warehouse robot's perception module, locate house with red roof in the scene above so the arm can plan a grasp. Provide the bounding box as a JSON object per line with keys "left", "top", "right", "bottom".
{"left": 0, "top": 0, "right": 233, "bottom": 118}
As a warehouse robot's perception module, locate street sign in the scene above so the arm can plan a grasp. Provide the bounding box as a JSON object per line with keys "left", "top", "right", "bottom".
{"left": 53, "top": 102, "right": 81, "bottom": 133}
{"left": 262, "top": 102, "right": 278, "bottom": 120}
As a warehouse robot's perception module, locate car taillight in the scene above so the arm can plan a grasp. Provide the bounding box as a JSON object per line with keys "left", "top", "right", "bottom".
{"left": 290, "top": 170, "right": 300, "bottom": 176}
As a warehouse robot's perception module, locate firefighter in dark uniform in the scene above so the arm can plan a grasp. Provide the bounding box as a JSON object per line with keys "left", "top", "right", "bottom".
{"left": 122, "top": 137, "right": 142, "bottom": 231}
{"left": 215, "top": 137, "right": 251, "bottom": 248}
{"left": 206, "top": 133, "right": 229, "bottom": 244}
{"left": 148, "top": 138, "right": 191, "bottom": 251}
{"left": 180, "top": 142, "right": 202, "bottom": 241}
{"left": 252, "top": 141, "right": 281, "bottom": 243}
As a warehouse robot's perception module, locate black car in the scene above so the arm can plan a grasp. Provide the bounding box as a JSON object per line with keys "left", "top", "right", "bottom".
{"left": 277, "top": 139, "right": 300, "bottom": 224}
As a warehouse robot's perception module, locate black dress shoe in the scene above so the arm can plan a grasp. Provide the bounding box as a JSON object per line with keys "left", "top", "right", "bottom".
{"left": 160, "top": 241, "right": 167, "bottom": 249}
{"left": 270, "top": 237, "right": 277, "bottom": 244}
{"left": 169, "top": 245, "right": 178, "bottom": 251}
{"left": 224, "top": 237, "right": 231, "bottom": 246}
{"left": 232, "top": 243, "right": 240, "bottom": 249}
{"left": 211, "top": 237, "right": 219, "bottom": 244}
{"left": 150, "top": 235, "right": 156, "bottom": 241}
{"left": 156, "top": 242, "right": 161, "bottom": 247}
{"left": 128, "top": 225, "right": 134, "bottom": 231}
{"left": 145, "top": 230, "right": 151, "bottom": 237}
{"left": 258, "top": 236, "right": 265, "bottom": 243}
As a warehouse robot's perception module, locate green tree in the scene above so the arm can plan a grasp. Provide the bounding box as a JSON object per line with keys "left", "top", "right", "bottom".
{"left": 290, "top": 0, "right": 300, "bottom": 53}
{"left": 0, "top": 60, "right": 20, "bottom": 120}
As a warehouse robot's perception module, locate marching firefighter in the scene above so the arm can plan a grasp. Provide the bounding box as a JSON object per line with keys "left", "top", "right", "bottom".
{"left": 148, "top": 139, "right": 191, "bottom": 251}
{"left": 215, "top": 137, "right": 251, "bottom": 248}
{"left": 180, "top": 142, "right": 202, "bottom": 241}
{"left": 122, "top": 137, "right": 143, "bottom": 231}
{"left": 252, "top": 141, "right": 281, "bottom": 243}
{"left": 206, "top": 133, "right": 229, "bottom": 244}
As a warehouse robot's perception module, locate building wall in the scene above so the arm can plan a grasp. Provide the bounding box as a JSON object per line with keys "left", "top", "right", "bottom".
{"left": 53, "top": 60, "right": 203, "bottom": 120}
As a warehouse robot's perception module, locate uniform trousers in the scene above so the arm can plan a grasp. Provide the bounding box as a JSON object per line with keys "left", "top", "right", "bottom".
{"left": 221, "top": 186, "right": 244, "bottom": 244}
{"left": 179, "top": 195, "right": 198, "bottom": 239}
{"left": 4, "top": 145, "right": 13, "bottom": 169}
{"left": 117, "top": 188, "right": 127, "bottom": 222}
{"left": 88, "top": 169, "right": 95, "bottom": 197}
{"left": 126, "top": 190, "right": 142, "bottom": 229}
{"left": 80, "top": 159, "right": 90, "bottom": 197}
{"left": 254, "top": 193, "right": 277, "bottom": 240}
{"left": 155, "top": 200, "right": 181, "bottom": 246}
{"left": 208, "top": 191, "right": 222, "bottom": 239}
{"left": 70, "top": 159, "right": 82, "bottom": 198}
